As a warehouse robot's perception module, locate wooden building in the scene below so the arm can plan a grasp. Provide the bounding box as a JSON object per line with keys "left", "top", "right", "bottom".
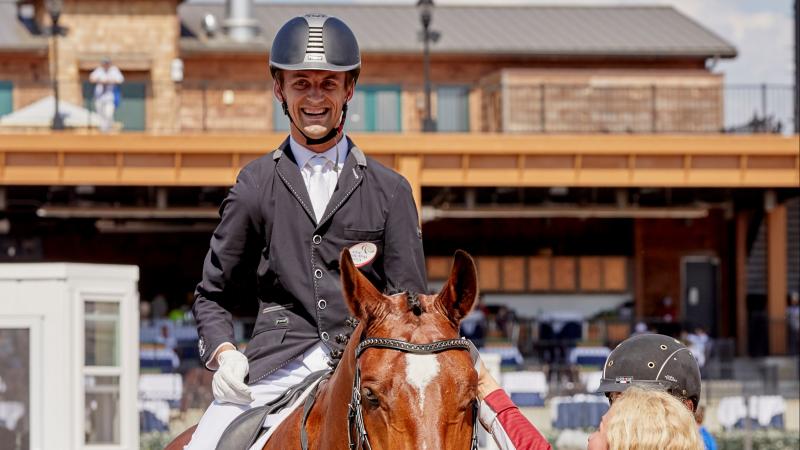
{"left": 0, "top": 0, "right": 797, "bottom": 356}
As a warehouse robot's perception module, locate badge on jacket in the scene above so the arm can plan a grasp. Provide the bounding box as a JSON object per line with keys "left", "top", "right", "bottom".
{"left": 198, "top": 336, "right": 207, "bottom": 358}
{"left": 349, "top": 242, "right": 377, "bottom": 267}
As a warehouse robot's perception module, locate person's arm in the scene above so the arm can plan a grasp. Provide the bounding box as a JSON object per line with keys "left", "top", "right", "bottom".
{"left": 382, "top": 178, "right": 426, "bottom": 293}
{"left": 193, "top": 167, "right": 265, "bottom": 405}
{"left": 478, "top": 361, "right": 552, "bottom": 450}
{"left": 89, "top": 67, "right": 102, "bottom": 83}
{"left": 193, "top": 167, "right": 263, "bottom": 371}
{"left": 110, "top": 67, "right": 124, "bottom": 84}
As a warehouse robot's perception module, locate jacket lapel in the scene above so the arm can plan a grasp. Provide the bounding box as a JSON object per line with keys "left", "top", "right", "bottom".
{"left": 317, "top": 138, "right": 367, "bottom": 228}
{"left": 273, "top": 138, "right": 317, "bottom": 225}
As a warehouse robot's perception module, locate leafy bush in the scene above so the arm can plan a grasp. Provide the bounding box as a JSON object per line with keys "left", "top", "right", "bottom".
{"left": 707, "top": 431, "right": 798, "bottom": 450}
{"left": 140, "top": 431, "right": 175, "bottom": 450}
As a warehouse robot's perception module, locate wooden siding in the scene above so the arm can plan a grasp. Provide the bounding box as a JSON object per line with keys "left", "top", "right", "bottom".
{"left": 0, "top": 133, "right": 796, "bottom": 188}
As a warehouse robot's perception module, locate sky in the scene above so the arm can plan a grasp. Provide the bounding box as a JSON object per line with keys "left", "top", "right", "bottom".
{"left": 215, "top": 0, "right": 796, "bottom": 85}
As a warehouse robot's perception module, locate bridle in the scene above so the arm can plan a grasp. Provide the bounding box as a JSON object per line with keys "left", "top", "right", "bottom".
{"left": 347, "top": 337, "right": 480, "bottom": 450}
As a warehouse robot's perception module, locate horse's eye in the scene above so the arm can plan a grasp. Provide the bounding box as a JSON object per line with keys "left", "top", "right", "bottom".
{"left": 362, "top": 388, "right": 380, "bottom": 407}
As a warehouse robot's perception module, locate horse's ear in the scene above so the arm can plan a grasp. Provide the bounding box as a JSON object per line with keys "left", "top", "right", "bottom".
{"left": 437, "top": 250, "right": 478, "bottom": 325}
{"left": 340, "top": 248, "right": 383, "bottom": 320}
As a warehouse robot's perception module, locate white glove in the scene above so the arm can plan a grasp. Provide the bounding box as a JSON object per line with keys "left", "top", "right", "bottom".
{"left": 212, "top": 349, "right": 254, "bottom": 405}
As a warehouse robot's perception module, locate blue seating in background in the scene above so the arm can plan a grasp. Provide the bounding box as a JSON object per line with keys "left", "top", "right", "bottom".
{"left": 551, "top": 395, "right": 609, "bottom": 429}
{"left": 510, "top": 392, "right": 545, "bottom": 407}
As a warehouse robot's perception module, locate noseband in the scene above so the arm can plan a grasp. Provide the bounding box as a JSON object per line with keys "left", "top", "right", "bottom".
{"left": 347, "top": 337, "right": 480, "bottom": 450}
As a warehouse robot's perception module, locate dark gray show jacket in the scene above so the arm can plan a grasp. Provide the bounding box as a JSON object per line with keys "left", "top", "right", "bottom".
{"left": 193, "top": 137, "right": 426, "bottom": 383}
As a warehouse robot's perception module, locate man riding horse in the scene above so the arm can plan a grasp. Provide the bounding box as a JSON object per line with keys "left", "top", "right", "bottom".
{"left": 185, "top": 13, "right": 427, "bottom": 449}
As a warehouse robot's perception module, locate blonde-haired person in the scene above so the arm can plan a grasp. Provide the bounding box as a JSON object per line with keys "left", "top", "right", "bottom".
{"left": 587, "top": 387, "right": 704, "bottom": 450}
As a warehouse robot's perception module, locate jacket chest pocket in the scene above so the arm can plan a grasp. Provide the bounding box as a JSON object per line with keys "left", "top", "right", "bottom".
{"left": 343, "top": 227, "right": 384, "bottom": 242}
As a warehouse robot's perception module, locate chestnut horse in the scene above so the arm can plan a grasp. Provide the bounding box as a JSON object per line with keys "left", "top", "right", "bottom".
{"left": 168, "top": 249, "right": 479, "bottom": 450}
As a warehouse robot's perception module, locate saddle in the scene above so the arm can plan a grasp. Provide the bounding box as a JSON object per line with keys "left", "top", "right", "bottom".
{"left": 215, "top": 369, "right": 330, "bottom": 450}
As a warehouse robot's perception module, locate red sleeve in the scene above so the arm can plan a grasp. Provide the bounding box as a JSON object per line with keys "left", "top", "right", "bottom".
{"left": 484, "top": 389, "right": 552, "bottom": 450}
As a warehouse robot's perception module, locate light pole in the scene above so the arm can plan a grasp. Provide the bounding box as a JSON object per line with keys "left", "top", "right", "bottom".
{"left": 794, "top": 0, "right": 798, "bottom": 133}
{"left": 47, "top": 0, "right": 64, "bottom": 130}
{"left": 417, "top": 0, "right": 439, "bottom": 132}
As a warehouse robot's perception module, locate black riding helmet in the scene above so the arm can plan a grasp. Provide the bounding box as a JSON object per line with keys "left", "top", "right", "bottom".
{"left": 269, "top": 14, "right": 360, "bottom": 77}
{"left": 597, "top": 333, "right": 701, "bottom": 411}
{"left": 269, "top": 14, "right": 360, "bottom": 145}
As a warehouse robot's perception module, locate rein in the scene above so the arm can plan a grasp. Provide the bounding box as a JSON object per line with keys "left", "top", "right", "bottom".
{"left": 346, "top": 337, "right": 480, "bottom": 450}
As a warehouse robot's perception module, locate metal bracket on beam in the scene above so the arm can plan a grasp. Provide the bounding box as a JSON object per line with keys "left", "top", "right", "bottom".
{"left": 157, "top": 187, "right": 168, "bottom": 210}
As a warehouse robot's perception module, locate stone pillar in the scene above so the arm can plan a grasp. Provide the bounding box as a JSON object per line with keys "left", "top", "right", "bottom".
{"left": 49, "top": 1, "right": 82, "bottom": 106}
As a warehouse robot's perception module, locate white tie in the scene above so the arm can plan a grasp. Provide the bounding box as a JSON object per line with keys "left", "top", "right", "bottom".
{"left": 308, "top": 157, "right": 329, "bottom": 222}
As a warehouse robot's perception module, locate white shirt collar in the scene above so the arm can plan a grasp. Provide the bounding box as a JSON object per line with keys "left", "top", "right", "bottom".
{"left": 290, "top": 134, "right": 349, "bottom": 170}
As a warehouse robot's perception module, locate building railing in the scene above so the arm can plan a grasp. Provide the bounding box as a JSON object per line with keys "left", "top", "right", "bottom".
{"left": 0, "top": 81, "right": 796, "bottom": 134}
{"left": 483, "top": 83, "right": 796, "bottom": 134}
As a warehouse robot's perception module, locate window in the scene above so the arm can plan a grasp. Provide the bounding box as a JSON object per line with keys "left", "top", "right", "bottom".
{"left": 83, "top": 301, "right": 121, "bottom": 445}
{"left": 437, "top": 85, "right": 470, "bottom": 132}
{"left": 0, "top": 81, "right": 12, "bottom": 117}
{"left": 84, "top": 302, "right": 120, "bottom": 366}
{"left": 84, "top": 375, "right": 121, "bottom": 444}
{"left": 347, "top": 85, "right": 401, "bottom": 132}
{"left": 0, "top": 328, "right": 30, "bottom": 448}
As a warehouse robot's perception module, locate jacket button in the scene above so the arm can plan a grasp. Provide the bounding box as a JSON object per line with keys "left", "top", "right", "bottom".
{"left": 312, "top": 234, "right": 322, "bottom": 244}
{"left": 317, "top": 299, "right": 327, "bottom": 310}
{"left": 314, "top": 269, "right": 323, "bottom": 279}
{"left": 321, "top": 331, "right": 330, "bottom": 341}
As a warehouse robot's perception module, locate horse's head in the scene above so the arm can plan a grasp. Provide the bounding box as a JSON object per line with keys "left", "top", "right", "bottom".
{"left": 339, "top": 249, "right": 479, "bottom": 450}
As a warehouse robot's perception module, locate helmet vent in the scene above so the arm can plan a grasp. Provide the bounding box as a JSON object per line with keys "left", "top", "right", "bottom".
{"left": 647, "top": 361, "right": 656, "bottom": 368}
{"left": 608, "top": 360, "right": 614, "bottom": 367}
{"left": 660, "top": 345, "right": 668, "bottom": 350}
{"left": 306, "top": 26, "right": 325, "bottom": 54}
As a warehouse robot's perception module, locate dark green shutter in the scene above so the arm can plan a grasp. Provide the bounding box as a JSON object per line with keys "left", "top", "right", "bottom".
{"left": 82, "top": 81, "right": 146, "bottom": 131}
{"left": 346, "top": 85, "right": 401, "bottom": 132}
{"left": 437, "top": 85, "right": 470, "bottom": 132}
{"left": 115, "top": 83, "right": 146, "bottom": 131}
{"left": 0, "top": 81, "right": 13, "bottom": 117}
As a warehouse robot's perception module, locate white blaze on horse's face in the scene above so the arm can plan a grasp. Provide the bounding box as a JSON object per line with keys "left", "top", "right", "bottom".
{"left": 404, "top": 353, "right": 440, "bottom": 412}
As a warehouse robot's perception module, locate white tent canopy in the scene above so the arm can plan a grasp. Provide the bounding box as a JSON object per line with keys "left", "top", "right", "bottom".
{"left": 0, "top": 96, "right": 103, "bottom": 129}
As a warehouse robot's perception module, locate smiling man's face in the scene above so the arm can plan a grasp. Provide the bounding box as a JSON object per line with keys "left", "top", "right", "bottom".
{"left": 274, "top": 70, "right": 354, "bottom": 151}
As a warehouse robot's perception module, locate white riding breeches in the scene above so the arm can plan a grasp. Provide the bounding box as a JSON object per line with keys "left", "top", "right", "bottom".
{"left": 184, "top": 343, "right": 331, "bottom": 450}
